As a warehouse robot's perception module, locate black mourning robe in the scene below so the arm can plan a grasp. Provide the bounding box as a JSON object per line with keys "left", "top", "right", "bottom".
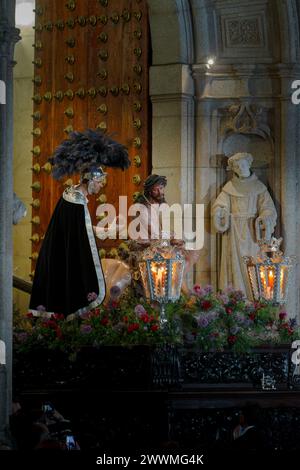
{"left": 29, "top": 187, "right": 106, "bottom": 318}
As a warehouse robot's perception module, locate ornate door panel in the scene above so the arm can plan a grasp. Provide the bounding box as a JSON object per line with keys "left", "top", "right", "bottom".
{"left": 31, "top": 0, "right": 150, "bottom": 270}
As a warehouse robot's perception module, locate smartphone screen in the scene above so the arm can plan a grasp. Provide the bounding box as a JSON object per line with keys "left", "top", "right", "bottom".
{"left": 66, "top": 435, "right": 76, "bottom": 450}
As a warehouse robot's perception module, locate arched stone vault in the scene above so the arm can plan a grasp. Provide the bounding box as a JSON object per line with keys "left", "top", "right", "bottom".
{"left": 147, "top": 0, "right": 300, "bottom": 317}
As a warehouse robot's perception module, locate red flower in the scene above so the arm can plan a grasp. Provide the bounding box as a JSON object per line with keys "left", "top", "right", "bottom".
{"left": 141, "top": 313, "right": 150, "bottom": 323}
{"left": 26, "top": 312, "right": 34, "bottom": 318}
{"left": 123, "top": 316, "right": 128, "bottom": 323}
{"left": 101, "top": 317, "right": 109, "bottom": 326}
{"left": 110, "top": 301, "right": 118, "bottom": 309}
{"left": 226, "top": 307, "right": 233, "bottom": 315}
{"left": 53, "top": 313, "right": 64, "bottom": 321}
{"left": 279, "top": 312, "right": 287, "bottom": 321}
{"left": 150, "top": 324, "right": 159, "bottom": 332}
{"left": 55, "top": 326, "right": 62, "bottom": 338}
{"left": 249, "top": 313, "right": 256, "bottom": 321}
{"left": 127, "top": 323, "right": 140, "bottom": 333}
{"left": 228, "top": 335, "right": 237, "bottom": 344}
{"left": 201, "top": 300, "right": 212, "bottom": 311}
{"left": 93, "top": 308, "right": 101, "bottom": 317}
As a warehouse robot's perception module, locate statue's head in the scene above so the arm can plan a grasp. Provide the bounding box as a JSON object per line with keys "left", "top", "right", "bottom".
{"left": 228, "top": 152, "right": 253, "bottom": 178}
{"left": 143, "top": 174, "right": 167, "bottom": 203}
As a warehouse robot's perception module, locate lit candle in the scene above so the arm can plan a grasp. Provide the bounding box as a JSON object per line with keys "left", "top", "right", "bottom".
{"left": 268, "top": 270, "right": 274, "bottom": 289}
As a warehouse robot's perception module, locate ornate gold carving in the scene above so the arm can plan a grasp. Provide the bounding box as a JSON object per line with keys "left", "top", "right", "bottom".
{"left": 30, "top": 233, "right": 40, "bottom": 243}
{"left": 32, "top": 76, "right": 42, "bottom": 86}
{"left": 88, "top": 87, "right": 97, "bottom": 98}
{"left": 77, "top": 15, "right": 87, "bottom": 26}
{"left": 133, "top": 82, "right": 142, "bottom": 94}
{"left": 64, "top": 107, "right": 74, "bottom": 118}
{"left": 64, "top": 125, "right": 74, "bottom": 134}
{"left": 110, "top": 86, "right": 119, "bottom": 96}
{"left": 31, "top": 146, "right": 41, "bottom": 156}
{"left": 33, "top": 23, "right": 43, "bottom": 32}
{"left": 98, "top": 50, "right": 108, "bottom": 61}
{"left": 98, "top": 248, "right": 106, "bottom": 258}
{"left": 75, "top": 87, "right": 86, "bottom": 98}
{"left": 33, "top": 6, "right": 44, "bottom": 16}
{"left": 66, "top": 38, "right": 76, "bottom": 47}
{"left": 132, "top": 192, "right": 141, "bottom": 202}
{"left": 54, "top": 91, "right": 64, "bottom": 102}
{"left": 110, "top": 12, "right": 119, "bottom": 24}
{"left": 44, "top": 92, "right": 52, "bottom": 102}
{"left": 89, "top": 15, "right": 97, "bottom": 26}
{"left": 31, "top": 163, "right": 41, "bottom": 174}
{"left": 121, "top": 10, "right": 131, "bottom": 22}
{"left": 32, "top": 40, "right": 43, "bottom": 50}
{"left": 66, "top": 18, "right": 75, "bottom": 29}
{"left": 133, "top": 64, "right": 142, "bottom": 75}
{"left": 97, "top": 122, "right": 107, "bottom": 131}
{"left": 133, "top": 101, "right": 142, "bottom": 112}
{"left": 133, "top": 137, "right": 141, "bottom": 148}
{"left": 42, "top": 162, "right": 52, "bottom": 174}
{"left": 133, "top": 11, "right": 142, "bottom": 21}
{"left": 98, "top": 32, "right": 108, "bottom": 43}
{"left": 44, "top": 22, "right": 53, "bottom": 31}
{"left": 55, "top": 20, "right": 65, "bottom": 30}
{"left": 32, "top": 128, "right": 42, "bottom": 137}
{"left": 97, "top": 194, "right": 107, "bottom": 203}
{"left": 31, "top": 199, "right": 41, "bottom": 209}
{"left": 66, "top": 0, "right": 76, "bottom": 11}
{"left": 64, "top": 178, "right": 74, "bottom": 186}
{"left": 133, "top": 174, "right": 141, "bottom": 185}
{"left": 133, "top": 155, "right": 141, "bottom": 167}
{"left": 32, "top": 94, "right": 42, "bottom": 104}
{"left": 134, "top": 47, "right": 142, "bottom": 58}
{"left": 65, "top": 55, "right": 75, "bottom": 64}
{"left": 31, "top": 182, "right": 41, "bottom": 192}
{"left": 32, "top": 58, "right": 42, "bottom": 67}
{"left": 120, "top": 84, "right": 130, "bottom": 95}
{"left": 32, "top": 111, "right": 41, "bottom": 121}
{"left": 97, "top": 69, "right": 108, "bottom": 80}
{"left": 98, "top": 86, "right": 108, "bottom": 97}
{"left": 134, "top": 29, "right": 142, "bottom": 39}
{"left": 31, "top": 216, "right": 40, "bottom": 225}
{"left": 99, "top": 15, "right": 108, "bottom": 25}
{"left": 64, "top": 89, "right": 74, "bottom": 100}
{"left": 64, "top": 72, "right": 74, "bottom": 83}
{"left": 30, "top": 252, "right": 39, "bottom": 261}
{"left": 133, "top": 118, "right": 142, "bottom": 130}
{"left": 97, "top": 103, "right": 108, "bottom": 114}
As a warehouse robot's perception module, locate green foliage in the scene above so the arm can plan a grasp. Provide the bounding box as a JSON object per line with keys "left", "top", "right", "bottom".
{"left": 14, "top": 286, "right": 300, "bottom": 356}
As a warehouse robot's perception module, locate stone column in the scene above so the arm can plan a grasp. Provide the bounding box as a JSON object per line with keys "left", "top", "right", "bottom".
{"left": 150, "top": 64, "right": 196, "bottom": 286}
{"left": 0, "top": 0, "right": 20, "bottom": 441}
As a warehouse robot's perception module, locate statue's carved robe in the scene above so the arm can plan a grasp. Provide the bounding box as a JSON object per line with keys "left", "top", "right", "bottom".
{"left": 212, "top": 174, "right": 277, "bottom": 298}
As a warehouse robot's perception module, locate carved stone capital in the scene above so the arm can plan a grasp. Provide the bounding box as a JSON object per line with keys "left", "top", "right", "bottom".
{"left": 0, "top": 21, "right": 21, "bottom": 64}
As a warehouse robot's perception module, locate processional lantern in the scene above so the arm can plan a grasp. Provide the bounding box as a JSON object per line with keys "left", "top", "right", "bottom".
{"left": 139, "top": 239, "right": 185, "bottom": 326}
{"left": 244, "top": 237, "right": 295, "bottom": 304}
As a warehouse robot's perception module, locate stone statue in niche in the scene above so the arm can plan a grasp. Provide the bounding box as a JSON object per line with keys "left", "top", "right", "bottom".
{"left": 212, "top": 152, "right": 277, "bottom": 299}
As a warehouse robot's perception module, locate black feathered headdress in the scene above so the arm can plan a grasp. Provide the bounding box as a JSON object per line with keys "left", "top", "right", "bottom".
{"left": 49, "top": 129, "right": 130, "bottom": 180}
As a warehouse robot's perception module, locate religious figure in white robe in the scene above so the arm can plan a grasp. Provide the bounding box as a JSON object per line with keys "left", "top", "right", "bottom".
{"left": 212, "top": 152, "right": 277, "bottom": 299}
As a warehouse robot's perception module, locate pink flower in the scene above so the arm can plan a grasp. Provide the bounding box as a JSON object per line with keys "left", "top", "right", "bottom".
{"left": 36, "top": 305, "right": 46, "bottom": 312}
{"left": 134, "top": 304, "right": 147, "bottom": 317}
{"left": 80, "top": 324, "right": 93, "bottom": 334}
{"left": 87, "top": 292, "right": 98, "bottom": 302}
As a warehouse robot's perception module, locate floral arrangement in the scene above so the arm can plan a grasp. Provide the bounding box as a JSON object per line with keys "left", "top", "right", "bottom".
{"left": 14, "top": 285, "right": 300, "bottom": 356}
